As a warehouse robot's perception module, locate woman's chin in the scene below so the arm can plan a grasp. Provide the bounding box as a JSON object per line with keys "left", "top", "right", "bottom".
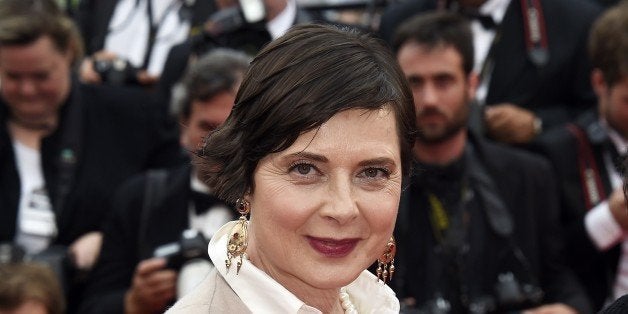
{"left": 296, "top": 260, "right": 367, "bottom": 289}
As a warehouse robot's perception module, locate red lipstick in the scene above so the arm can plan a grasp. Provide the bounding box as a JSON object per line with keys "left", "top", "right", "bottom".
{"left": 307, "top": 237, "right": 358, "bottom": 258}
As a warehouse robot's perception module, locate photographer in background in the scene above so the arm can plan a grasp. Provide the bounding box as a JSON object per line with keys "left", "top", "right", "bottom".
{"left": 392, "top": 12, "right": 591, "bottom": 313}
{"left": 76, "top": 0, "right": 215, "bottom": 88}
{"left": 79, "top": 48, "right": 250, "bottom": 314}
{"left": 158, "top": 0, "right": 319, "bottom": 101}
{"left": 601, "top": 155, "right": 628, "bottom": 312}
{"left": 533, "top": 3, "right": 628, "bottom": 310}
{"left": 0, "top": 0, "right": 184, "bottom": 312}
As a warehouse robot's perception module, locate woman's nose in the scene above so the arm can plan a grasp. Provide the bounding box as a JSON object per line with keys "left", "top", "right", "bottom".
{"left": 320, "top": 178, "right": 359, "bottom": 225}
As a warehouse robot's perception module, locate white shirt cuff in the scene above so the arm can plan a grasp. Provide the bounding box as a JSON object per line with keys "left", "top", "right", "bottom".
{"left": 585, "top": 201, "right": 624, "bottom": 250}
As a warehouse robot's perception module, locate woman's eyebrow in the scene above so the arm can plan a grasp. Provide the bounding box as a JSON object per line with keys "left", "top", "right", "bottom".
{"left": 284, "top": 151, "right": 329, "bottom": 163}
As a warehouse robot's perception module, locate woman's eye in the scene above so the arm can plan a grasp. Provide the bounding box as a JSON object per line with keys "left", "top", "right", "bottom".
{"left": 360, "top": 167, "right": 390, "bottom": 179}
{"left": 295, "top": 164, "right": 313, "bottom": 175}
{"left": 289, "top": 162, "right": 318, "bottom": 177}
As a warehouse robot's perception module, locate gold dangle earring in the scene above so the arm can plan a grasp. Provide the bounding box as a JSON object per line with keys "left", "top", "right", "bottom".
{"left": 225, "top": 198, "right": 250, "bottom": 274}
{"left": 376, "top": 236, "right": 396, "bottom": 283}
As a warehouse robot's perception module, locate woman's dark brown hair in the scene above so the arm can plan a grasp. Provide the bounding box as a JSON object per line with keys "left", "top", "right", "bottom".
{"left": 198, "top": 24, "right": 416, "bottom": 204}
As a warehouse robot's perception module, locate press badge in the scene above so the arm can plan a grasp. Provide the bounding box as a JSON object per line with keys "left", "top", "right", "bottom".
{"left": 19, "top": 188, "right": 57, "bottom": 238}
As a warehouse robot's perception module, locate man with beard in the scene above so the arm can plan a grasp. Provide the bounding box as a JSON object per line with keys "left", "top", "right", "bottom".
{"left": 533, "top": 4, "right": 628, "bottom": 311}
{"left": 392, "top": 12, "right": 591, "bottom": 313}
{"left": 379, "top": 0, "right": 601, "bottom": 145}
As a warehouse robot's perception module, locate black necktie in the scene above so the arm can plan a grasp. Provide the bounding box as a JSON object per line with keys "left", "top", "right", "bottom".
{"left": 459, "top": 9, "right": 497, "bottom": 30}
{"left": 190, "top": 191, "right": 224, "bottom": 215}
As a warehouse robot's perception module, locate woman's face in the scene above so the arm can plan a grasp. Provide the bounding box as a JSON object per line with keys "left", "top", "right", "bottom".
{"left": 247, "top": 107, "right": 402, "bottom": 293}
{"left": 0, "top": 35, "right": 72, "bottom": 125}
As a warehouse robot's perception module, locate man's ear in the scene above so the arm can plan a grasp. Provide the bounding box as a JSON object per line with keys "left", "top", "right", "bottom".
{"left": 467, "top": 71, "right": 479, "bottom": 100}
{"left": 591, "top": 68, "right": 608, "bottom": 98}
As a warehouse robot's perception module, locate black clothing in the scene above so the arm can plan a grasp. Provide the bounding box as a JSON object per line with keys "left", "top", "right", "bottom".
{"left": 394, "top": 134, "right": 592, "bottom": 313}
{"left": 378, "top": 0, "right": 601, "bottom": 132}
{"left": 0, "top": 82, "right": 184, "bottom": 246}
{"left": 533, "top": 110, "right": 621, "bottom": 310}
{"left": 0, "top": 82, "right": 185, "bottom": 312}
{"left": 157, "top": 7, "right": 317, "bottom": 100}
{"left": 600, "top": 294, "right": 628, "bottom": 314}
{"left": 79, "top": 164, "right": 235, "bottom": 313}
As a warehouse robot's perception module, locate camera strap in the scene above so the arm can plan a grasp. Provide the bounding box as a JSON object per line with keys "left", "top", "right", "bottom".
{"left": 138, "top": 169, "right": 168, "bottom": 259}
{"left": 465, "top": 142, "right": 543, "bottom": 308}
{"left": 437, "top": 0, "right": 549, "bottom": 108}
{"left": 520, "top": 0, "right": 549, "bottom": 68}
{"left": 427, "top": 187, "right": 469, "bottom": 251}
{"left": 466, "top": 145, "right": 513, "bottom": 238}
{"left": 566, "top": 123, "right": 607, "bottom": 209}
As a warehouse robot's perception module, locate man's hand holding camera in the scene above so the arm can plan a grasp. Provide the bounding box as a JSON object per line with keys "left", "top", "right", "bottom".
{"left": 125, "top": 257, "right": 177, "bottom": 314}
{"left": 80, "top": 50, "right": 158, "bottom": 87}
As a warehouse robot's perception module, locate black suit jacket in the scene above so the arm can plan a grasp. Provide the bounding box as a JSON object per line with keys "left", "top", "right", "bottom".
{"left": 600, "top": 294, "right": 628, "bottom": 314}
{"left": 394, "top": 134, "right": 591, "bottom": 313}
{"left": 378, "top": 0, "right": 601, "bottom": 131}
{"left": 0, "top": 81, "right": 185, "bottom": 313}
{"left": 79, "top": 164, "right": 236, "bottom": 313}
{"left": 533, "top": 110, "right": 619, "bottom": 310}
{"left": 0, "top": 82, "right": 184, "bottom": 246}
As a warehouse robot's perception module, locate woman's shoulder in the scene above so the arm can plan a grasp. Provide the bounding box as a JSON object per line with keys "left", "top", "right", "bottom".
{"left": 166, "top": 268, "right": 251, "bottom": 313}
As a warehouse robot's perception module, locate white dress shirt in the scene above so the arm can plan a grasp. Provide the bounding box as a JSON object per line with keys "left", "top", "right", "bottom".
{"left": 208, "top": 221, "right": 400, "bottom": 313}
{"left": 471, "top": 0, "right": 511, "bottom": 105}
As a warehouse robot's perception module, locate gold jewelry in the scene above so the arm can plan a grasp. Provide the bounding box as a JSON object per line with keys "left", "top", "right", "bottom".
{"left": 376, "top": 236, "right": 396, "bottom": 283}
{"left": 225, "top": 198, "right": 250, "bottom": 274}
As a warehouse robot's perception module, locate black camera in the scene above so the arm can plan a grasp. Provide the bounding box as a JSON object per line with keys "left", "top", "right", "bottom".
{"left": 205, "top": 0, "right": 265, "bottom": 36}
{"left": 494, "top": 271, "right": 543, "bottom": 309}
{"left": 408, "top": 272, "right": 544, "bottom": 314}
{"left": 93, "top": 58, "right": 140, "bottom": 86}
{"left": 153, "top": 229, "right": 210, "bottom": 270}
{"left": 410, "top": 294, "right": 452, "bottom": 314}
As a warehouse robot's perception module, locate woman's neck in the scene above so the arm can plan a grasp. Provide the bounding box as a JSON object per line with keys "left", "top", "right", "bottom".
{"left": 247, "top": 247, "right": 346, "bottom": 313}
{"left": 299, "top": 289, "right": 345, "bottom": 314}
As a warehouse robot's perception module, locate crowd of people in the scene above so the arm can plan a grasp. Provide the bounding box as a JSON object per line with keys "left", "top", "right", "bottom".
{"left": 0, "top": 0, "right": 627, "bottom": 313}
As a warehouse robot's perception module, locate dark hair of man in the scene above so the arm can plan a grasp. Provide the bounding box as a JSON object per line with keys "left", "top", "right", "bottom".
{"left": 196, "top": 23, "right": 417, "bottom": 204}
{"left": 0, "top": 262, "right": 65, "bottom": 314}
{"left": 392, "top": 11, "right": 474, "bottom": 75}
{"left": 170, "top": 48, "right": 251, "bottom": 120}
{"left": 588, "top": 3, "right": 628, "bottom": 86}
{"left": 0, "top": 0, "right": 84, "bottom": 67}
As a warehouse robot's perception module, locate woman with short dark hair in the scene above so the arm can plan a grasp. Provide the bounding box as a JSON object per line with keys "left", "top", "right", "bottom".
{"left": 167, "top": 23, "right": 416, "bottom": 313}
